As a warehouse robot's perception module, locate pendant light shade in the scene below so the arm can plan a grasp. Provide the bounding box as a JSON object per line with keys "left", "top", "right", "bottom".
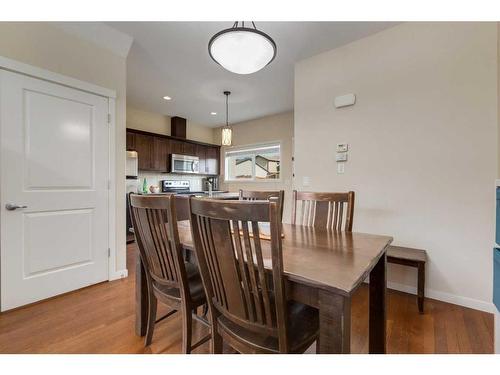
{"left": 221, "top": 91, "right": 232, "bottom": 146}
{"left": 221, "top": 127, "right": 232, "bottom": 146}
{"left": 209, "top": 22, "right": 276, "bottom": 75}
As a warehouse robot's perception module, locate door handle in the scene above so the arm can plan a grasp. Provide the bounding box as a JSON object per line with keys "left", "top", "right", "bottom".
{"left": 5, "top": 203, "right": 27, "bottom": 211}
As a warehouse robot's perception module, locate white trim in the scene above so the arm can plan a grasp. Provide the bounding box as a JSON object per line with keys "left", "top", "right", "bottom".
{"left": 106, "top": 97, "right": 124, "bottom": 282}
{"left": 223, "top": 140, "right": 282, "bottom": 183}
{"left": 110, "top": 268, "right": 129, "bottom": 281}
{"left": 387, "top": 281, "right": 496, "bottom": 313}
{"left": 0, "top": 56, "right": 116, "bottom": 98}
{"left": 0, "top": 55, "right": 120, "bottom": 287}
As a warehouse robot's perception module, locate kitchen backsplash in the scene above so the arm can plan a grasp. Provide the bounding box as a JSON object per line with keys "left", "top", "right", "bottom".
{"left": 137, "top": 172, "right": 204, "bottom": 192}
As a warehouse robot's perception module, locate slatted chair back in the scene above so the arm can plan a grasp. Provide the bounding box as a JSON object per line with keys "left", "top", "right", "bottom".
{"left": 188, "top": 197, "right": 289, "bottom": 351}
{"left": 291, "top": 190, "right": 355, "bottom": 231}
{"left": 239, "top": 189, "right": 285, "bottom": 221}
{"left": 129, "top": 194, "right": 188, "bottom": 292}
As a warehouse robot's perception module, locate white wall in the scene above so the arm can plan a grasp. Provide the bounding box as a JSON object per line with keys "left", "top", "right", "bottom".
{"left": 294, "top": 22, "right": 498, "bottom": 312}
{"left": 0, "top": 22, "right": 128, "bottom": 276}
{"left": 219, "top": 111, "right": 294, "bottom": 221}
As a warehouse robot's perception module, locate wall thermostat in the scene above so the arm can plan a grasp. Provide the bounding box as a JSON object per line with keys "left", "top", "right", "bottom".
{"left": 336, "top": 143, "right": 348, "bottom": 152}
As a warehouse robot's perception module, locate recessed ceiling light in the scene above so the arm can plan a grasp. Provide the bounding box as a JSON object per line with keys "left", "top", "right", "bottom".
{"left": 163, "top": 96, "right": 172, "bottom": 101}
{"left": 210, "top": 112, "right": 217, "bottom": 115}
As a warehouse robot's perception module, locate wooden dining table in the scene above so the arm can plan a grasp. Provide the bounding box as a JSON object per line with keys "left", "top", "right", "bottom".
{"left": 135, "top": 221, "right": 393, "bottom": 354}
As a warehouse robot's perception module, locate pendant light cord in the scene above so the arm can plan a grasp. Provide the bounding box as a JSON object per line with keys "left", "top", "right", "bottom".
{"left": 225, "top": 92, "right": 229, "bottom": 127}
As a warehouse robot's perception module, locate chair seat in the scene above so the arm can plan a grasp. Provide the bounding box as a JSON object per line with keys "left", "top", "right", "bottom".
{"left": 152, "top": 263, "right": 206, "bottom": 306}
{"left": 217, "top": 301, "right": 319, "bottom": 353}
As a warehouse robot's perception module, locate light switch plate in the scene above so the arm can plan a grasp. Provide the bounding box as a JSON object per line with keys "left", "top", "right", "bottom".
{"left": 336, "top": 143, "right": 349, "bottom": 152}
{"left": 302, "top": 176, "right": 310, "bottom": 186}
{"left": 336, "top": 153, "right": 348, "bottom": 162}
{"left": 337, "top": 163, "right": 345, "bottom": 174}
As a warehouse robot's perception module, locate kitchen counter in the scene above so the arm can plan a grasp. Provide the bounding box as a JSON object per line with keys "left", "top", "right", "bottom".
{"left": 136, "top": 191, "right": 239, "bottom": 200}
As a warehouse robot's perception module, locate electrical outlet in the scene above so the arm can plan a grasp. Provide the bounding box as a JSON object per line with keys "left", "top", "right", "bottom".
{"left": 302, "top": 176, "right": 310, "bottom": 186}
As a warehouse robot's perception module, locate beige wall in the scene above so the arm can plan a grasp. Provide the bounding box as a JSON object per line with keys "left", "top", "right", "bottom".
{"left": 219, "top": 111, "right": 294, "bottom": 221}
{"left": 127, "top": 106, "right": 215, "bottom": 144}
{"left": 295, "top": 23, "right": 497, "bottom": 311}
{"left": 0, "top": 22, "right": 128, "bottom": 275}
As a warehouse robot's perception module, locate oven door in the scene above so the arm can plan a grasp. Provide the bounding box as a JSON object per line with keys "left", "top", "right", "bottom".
{"left": 171, "top": 154, "right": 199, "bottom": 174}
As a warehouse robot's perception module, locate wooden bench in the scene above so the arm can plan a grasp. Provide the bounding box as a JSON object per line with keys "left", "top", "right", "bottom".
{"left": 387, "top": 245, "right": 427, "bottom": 313}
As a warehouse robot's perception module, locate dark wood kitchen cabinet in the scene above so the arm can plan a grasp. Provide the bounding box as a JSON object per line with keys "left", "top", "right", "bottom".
{"left": 126, "top": 132, "right": 136, "bottom": 151}
{"left": 195, "top": 144, "right": 206, "bottom": 173}
{"left": 153, "top": 137, "right": 169, "bottom": 172}
{"left": 134, "top": 133, "right": 154, "bottom": 171}
{"left": 205, "top": 146, "right": 219, "bottom": 175}
{"left": 182, "top": 142, "right": 196, "bottom": 156}
{"left": 126, "top": 128, "right": 220, "bottom": 175}
{"left": 169, "top": 139, "right": 184, "bottom": 155}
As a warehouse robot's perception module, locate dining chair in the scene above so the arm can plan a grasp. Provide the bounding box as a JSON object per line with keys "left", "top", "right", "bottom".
{"left": 188, "top": 197, "right": 319, "bottom": 354}
{"left": 239, "top": 189, "right": 285, "bottom": 221}
{"left": 129, "top": 193, "right": 209, "bottom": 353}
{"left": 292, "top": 190, "right": 355, "bottom": 231}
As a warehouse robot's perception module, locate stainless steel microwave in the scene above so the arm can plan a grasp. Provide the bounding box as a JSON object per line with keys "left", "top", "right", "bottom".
{"left": 170, "top": 154, "right": 199, "bottom": 174}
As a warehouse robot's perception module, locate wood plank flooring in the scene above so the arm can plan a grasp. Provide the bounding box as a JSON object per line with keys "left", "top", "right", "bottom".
{"left": 0, "top": 244, "right": 493, "bottom": 353}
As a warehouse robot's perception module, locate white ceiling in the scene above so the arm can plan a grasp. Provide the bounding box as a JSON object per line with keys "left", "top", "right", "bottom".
{"left": 108, "top": 22, "right": 397, "bottom": 127}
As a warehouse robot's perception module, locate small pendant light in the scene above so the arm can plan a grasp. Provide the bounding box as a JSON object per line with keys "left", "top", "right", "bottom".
{"left": 221, "top": 91, "right": 232, "bottom": 146}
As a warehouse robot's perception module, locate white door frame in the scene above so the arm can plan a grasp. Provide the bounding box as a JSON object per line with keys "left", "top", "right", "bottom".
{"left": 0, "top": 55, "right": 119, "bottom": 286}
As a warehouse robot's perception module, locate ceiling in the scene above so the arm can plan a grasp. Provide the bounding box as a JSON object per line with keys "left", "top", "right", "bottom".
{"left": 108, "top": 22, "right": 397, "bottom": 127}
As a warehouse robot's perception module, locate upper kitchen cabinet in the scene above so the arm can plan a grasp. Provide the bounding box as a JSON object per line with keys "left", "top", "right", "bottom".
{"left": 169, "top": 139, "right": 184, "bottom": 155}
{"left": 126, "top": 132, "right": 136, "bottom": 151}
{"left": 134, "top": 133, "right": 154, "bottom": 171}
{"left": 153, "top": 137, "right": 169, "bottom": 172}
{"left": 126, "top": 128, "right": 220, "bottom": 175}
{"left": 205, "top": 146, "right": 219, "bottom": 175}
{"left": 182, "top": 142, "right": 196, "bottom": 156}
{"left": 195, "top": 144, "right": 206, "bottom": 173}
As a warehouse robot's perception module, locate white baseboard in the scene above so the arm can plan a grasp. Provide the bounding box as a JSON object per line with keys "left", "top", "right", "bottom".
{"left": 109, "top": 268, "right": 128, "bottom": 281}
{"left": 387, "top": 281, "right": 496, "bottom": 314}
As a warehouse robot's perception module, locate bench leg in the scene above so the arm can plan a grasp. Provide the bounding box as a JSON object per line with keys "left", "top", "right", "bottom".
{"left": 417, "top": 262, "right": 425, "bottom": 314}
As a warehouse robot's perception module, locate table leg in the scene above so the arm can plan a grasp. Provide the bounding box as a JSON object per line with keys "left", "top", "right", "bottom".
{"left": 318, "top": 289, "right": 351, "bottom": 353}
{"left": 369, "top": 253, "right": 387, "bottom": 353}
{"left": 417, "top": 262, "right": 425, "bottom": 314}
{"left": 135, "top": 255, "right": 148, "bottom": 337}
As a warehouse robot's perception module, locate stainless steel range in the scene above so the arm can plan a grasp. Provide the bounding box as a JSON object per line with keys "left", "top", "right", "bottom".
{"left": 160, "top": 180, "right": 191, "bottom": 193}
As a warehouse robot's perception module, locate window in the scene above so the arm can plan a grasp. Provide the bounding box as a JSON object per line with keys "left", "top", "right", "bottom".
{"left": 224, "top": 143, "right": 281, "bottom": 182}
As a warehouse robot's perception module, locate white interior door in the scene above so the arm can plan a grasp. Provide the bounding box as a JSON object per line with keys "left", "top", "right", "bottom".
{"left": 0, "top": 70, "right": 110, "bottom": 311}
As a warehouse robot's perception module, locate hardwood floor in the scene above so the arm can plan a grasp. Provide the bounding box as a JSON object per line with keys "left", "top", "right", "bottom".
{"left": 0, "top": 244, "right": 493, "bottom": 354}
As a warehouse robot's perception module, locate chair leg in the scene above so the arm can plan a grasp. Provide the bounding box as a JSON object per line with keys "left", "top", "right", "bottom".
{"left": 417, "top": 262, "right": 425, "bottom": 314}
{"left": 212, "top": 330, "right": 223, "bottom": 354}
{"left": 145, "top": 292, "right": 157, "bottom": 346}
{"left": 181, "top": 304, "right": 193, "bottom": 354}
{"left": 316, "top": 337, "right": 321, "bottom": 354}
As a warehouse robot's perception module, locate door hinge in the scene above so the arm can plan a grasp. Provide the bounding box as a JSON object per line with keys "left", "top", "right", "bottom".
{"left": 107, "top": 113, "right": 111, "bottom": 124}
{"left": 108, "top": 248, "right": 111, "bottom": 257}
